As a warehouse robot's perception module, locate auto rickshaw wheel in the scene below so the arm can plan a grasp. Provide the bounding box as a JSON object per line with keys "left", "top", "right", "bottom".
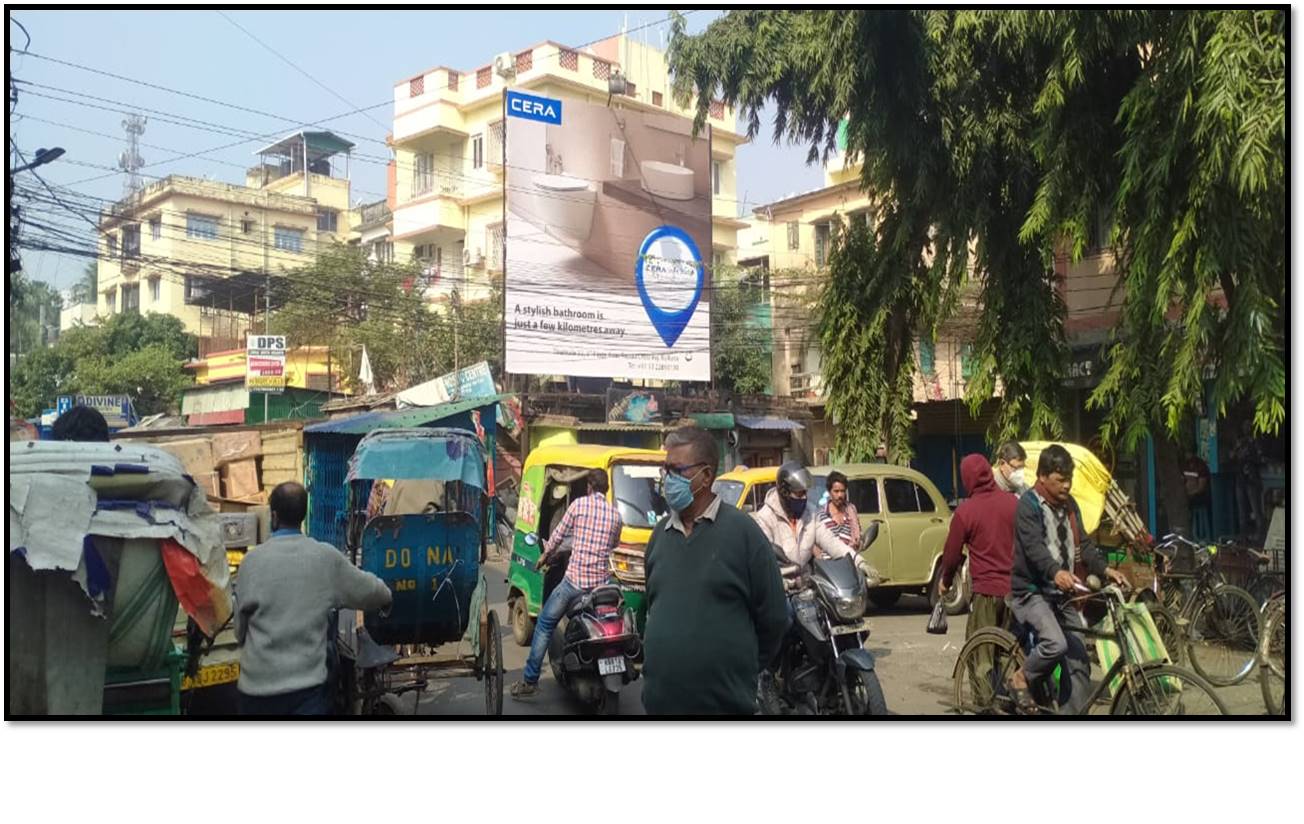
{"left": 485, "top": 609, "right": 504, "bottom": 715}
{"left": 510, "top": 595, "right": 534, "bottom": 647}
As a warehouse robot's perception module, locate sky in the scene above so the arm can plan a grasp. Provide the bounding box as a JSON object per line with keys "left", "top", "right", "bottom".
{"left": 8, "top": 9, "right": 826, "bottom": 293}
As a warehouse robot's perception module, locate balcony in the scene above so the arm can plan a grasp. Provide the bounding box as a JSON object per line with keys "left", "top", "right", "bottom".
{"left": 393, "top": 195, "right": 465, "bottom": 240}
{"left": 789, "top": 372, "right": 824, "bottom": 401}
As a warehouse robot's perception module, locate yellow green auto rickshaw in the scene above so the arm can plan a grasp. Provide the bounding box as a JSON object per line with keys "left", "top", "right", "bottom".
{"left": 505, "top": 444, "right": 666, "bottom": 644}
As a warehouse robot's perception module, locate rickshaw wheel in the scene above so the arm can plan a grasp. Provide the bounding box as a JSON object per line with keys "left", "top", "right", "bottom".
{"left": 484, "top": 609, "right": 504, "bottom": 715}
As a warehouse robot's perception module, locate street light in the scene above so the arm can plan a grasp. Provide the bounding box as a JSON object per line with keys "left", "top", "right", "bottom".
{"left": 12, "top": 146, "right": 66, "bottom": 174}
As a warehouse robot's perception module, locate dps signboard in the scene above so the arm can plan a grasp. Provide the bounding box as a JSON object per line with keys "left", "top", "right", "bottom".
{"left": 503, "top": 91, "right": 711, "bottom": 381}
{"left": 246, "top": 335, "right": 287, "bottom": 393}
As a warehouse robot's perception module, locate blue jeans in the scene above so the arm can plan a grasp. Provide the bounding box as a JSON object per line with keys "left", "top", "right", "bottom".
{"left": 523, "top": 578, "right": 584, "bottom": 685}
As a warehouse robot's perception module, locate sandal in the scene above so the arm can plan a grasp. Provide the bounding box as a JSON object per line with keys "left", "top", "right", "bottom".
{"left": 1004, "top": 674, "right": 1038, "bottom": 714}
{"left": 510, "top": 680, "right": 539, "bottom": 700}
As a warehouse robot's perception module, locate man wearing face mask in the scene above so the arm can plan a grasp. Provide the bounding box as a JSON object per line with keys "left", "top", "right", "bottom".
{"left": 752, "top": 462, "right": 877, "bottom": 590}
{"left": 992, "top": 441, "right": 1029, "bottom": 495}
{"left": 641, "top": 427, "right": 789, "bottom": 715}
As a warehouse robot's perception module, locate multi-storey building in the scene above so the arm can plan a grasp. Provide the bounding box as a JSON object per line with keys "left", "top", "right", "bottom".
{"left": 385, "top": 33, "right": 748, "bottom": 306}
{"left": 94, "top": 131, "right": 354, "bottom": 354}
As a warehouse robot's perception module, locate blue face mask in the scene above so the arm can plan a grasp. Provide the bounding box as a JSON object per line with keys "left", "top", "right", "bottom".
{"left": 663, "top": 472, "right": 696, "bottom": 513}
{"left": 783, "top": 497, "right": 807, "bottom": 519}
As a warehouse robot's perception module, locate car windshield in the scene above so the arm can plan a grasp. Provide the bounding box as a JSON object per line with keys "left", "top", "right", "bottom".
{"left": 612, "top": 463, "right": 669, "bottom": 528}
{"left": 713, "top": 479, "right": 745, "bottom": 508}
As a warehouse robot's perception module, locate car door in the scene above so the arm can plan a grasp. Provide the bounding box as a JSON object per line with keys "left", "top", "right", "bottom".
{"left": 882, "top": 476, "right": 948, "bottom": 584}
{"left": 849, "top": 478, "right": 892, "bottom": 576}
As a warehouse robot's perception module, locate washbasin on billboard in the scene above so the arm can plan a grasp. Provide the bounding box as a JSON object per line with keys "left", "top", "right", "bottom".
{"left": 640, "top": 161, "right": 694, "bottom": 201}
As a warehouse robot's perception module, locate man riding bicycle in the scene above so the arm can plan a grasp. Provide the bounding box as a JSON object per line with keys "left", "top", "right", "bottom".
{"left": 1007, "top": 444, "right": 1127, "bottom": 713}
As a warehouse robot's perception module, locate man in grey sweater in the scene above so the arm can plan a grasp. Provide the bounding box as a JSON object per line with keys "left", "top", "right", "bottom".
{"left": 236, "top": 482, "right": 392, "bottom": 715}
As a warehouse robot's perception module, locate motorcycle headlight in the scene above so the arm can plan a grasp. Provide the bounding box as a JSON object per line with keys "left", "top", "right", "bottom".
{"left": 832, "top": 589, "right": 866, "bottom": 622}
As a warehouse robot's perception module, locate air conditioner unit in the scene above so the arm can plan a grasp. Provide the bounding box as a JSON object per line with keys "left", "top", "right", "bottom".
{"left": 493, "top": 52, "right": 515, "bottom": 79}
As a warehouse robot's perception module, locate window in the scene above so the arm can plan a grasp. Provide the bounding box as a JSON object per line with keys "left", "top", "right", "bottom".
{"left": 612, "top": 464, "right": 669, "bottom": 528}
{"left": 414, "top": 243, "right": 437, "bottom": 263}
{"left": 106, "top": 233, "right": 118, "bottom": 257}
{"left": 884, "top": 478, "right": 934, "bottom": 514}
{"left": 750, "top": 482, "right": 776, "bottom": 513}
{"left": 274, "top": 226, "right": 304, "bottom": 253}
{"left": 812, "top": 476, "right": 880, "bottom": 515}
{"left": 241, "top": 218, "right": 255, "bottom": 235}
{"left": 186, "top": 213, "right": 218, "bottom": 240}
{"left": 487, "top": 223, "right": 504, "bottom": 271}
{"left": 626, "top": 81, "right": 637, "bottom": 97}
{"left": 149, "top": 215, "right": 161, "bottom": 241}
{"left": 472, "top": 135, "right": 484, "bottom": 170}
{"left": 316, "top": 208, "right": 338, "bottom": 233}
{"left": 712, "top": 161, "right": 721, "bottom": 196}
{"left": 1088, "top": 206, "right": 1112, "bottom": 252}
{"left": 106, "top": 289, "right": 116, "bottom": 314}
{"left": 412, "top": 152, "right": 434, "bottom": 196}
{"left": 373, "top": 240, "right": 394, "bottom": 264}
{"left": 122, "top": 224, "right": 140, "bottom": 259}
{"left": 786, "top": 220, "right": 800, "bottom": 251}
{"left": 815, "top": 222, "right": 831, "bottom": 267}
{"left": 652, "top": 90, "right": 663, "bottom": 107}
{"left": 486, "top": 120, "right": 504, "bottom": 168}
{"left": 149, "top": 278, "right": 160, "bottom": 303}
{"left": 960, "top": 343, "right": 975, "bottom": 381}
{"left": 713, "top": 480, "right": 746, "bottom": 509}
{"left": 121, "top": 284, "right": 140, "bottom": 314}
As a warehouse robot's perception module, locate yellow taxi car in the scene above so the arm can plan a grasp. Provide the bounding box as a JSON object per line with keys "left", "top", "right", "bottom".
{"left": 714, "top": 463, "right": 967, "bottom": 614}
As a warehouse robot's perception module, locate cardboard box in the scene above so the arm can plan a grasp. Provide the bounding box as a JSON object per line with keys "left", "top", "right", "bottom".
{"left": 211, "top": 431, "right": 262, "bottom": 467}
{"left": 220, "top": 459, "right": 260, "bottom": 501}
{"left": 158, "top": 438, "right": 215, "bottom": 480}
{"left": 196, "top": 471, "right": 221, "bottom": 499}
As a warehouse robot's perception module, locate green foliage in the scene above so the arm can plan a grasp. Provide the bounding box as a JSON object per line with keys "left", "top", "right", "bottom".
{"left": 273, "top": 242, "right": 503, "bottom": 393}
{"left": 8, "top": 312, "right": 198, "bottom": 417}
{"left": 8, "top": 273, "right": 63, "bottom": 356}
{"left": 711, "top": 264, "right": 772, "bottom": 395}
{"left": 668, "top": 9, "right": 1285, "bottom": 459}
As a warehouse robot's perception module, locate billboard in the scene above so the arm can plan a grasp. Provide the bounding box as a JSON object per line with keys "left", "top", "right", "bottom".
{"left": 504, "top": 91, "right": 711, "bottom": 381}
{"left": 246, "top": 335, "right": 287, "bottom": 393}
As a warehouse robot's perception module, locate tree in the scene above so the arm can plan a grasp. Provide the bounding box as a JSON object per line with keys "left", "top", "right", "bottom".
{"left": 8, "top": 273, "right": 64, "bottom": 356}
{"left": 668, "top": 9, "right": 1285, "bottom": 471}
{"left": 7, "top": 312, "right": 197, "bottom": 417}
{"left": 711, "top": 264, "right": 773, "bottom": 395}
{"left": 70, "top": 261, "right": 97, "bottom": 305}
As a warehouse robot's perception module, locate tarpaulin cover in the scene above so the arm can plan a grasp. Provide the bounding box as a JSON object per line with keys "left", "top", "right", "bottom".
{"left": 347, "top": 428, "right": 485, "bottom": 487}
{"left": 1019, "top": 441, "right": 1111, "bottom": 534}
{"left": 735, "top": 415, "right": 805, "bottom": 432}
{"left": 8, "top": 441, "right": 231, "bottom": 626}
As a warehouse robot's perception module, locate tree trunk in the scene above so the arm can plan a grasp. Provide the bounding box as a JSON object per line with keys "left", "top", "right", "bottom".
{"left": 1152, "top": 432, "right": 1190, "bottom": 535}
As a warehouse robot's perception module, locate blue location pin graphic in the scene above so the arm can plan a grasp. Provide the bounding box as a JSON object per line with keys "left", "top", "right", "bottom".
{"left": 634, "top": 225, "right": 705, "bottom": 348}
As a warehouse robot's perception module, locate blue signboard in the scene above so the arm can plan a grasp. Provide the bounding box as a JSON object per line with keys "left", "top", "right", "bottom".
{"left": 506, "top": 90, "right": 563, "bottom": 125}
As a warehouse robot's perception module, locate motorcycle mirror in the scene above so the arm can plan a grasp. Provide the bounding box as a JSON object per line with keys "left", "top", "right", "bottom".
{"left": 860, "top": 522, "right": 880, "bottom": 551}
{"left": 523, "top": 532, "right": 539, "bottom": 547}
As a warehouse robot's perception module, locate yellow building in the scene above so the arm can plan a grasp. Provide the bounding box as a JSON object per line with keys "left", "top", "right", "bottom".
{"left": 385, "top": 34, "right": 749, "bottom": 307}
{"left": 95, "top": 131, "right": 354, "bottom": 352}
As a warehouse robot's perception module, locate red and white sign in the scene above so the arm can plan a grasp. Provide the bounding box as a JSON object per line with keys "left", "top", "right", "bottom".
{"left": 246, "top": 335, "right": 287, "bottom": 393}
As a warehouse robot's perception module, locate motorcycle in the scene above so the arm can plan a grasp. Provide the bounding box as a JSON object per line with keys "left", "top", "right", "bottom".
{"left": 760, "top": 523, "right": 888, "bottom": 716}
{"left": 524, "top": 533, "right": 642, "bottom": 715}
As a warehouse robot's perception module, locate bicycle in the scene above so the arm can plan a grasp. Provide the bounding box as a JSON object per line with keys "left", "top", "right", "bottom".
{"left": 951, "top": 578, "right": 1229, "bottom": 716}
{"left": 1258, "top": 591, "right": 1285, "bottom": 716}
{"left": 1152, "top": 533, "right": 1263, "bottom": 686}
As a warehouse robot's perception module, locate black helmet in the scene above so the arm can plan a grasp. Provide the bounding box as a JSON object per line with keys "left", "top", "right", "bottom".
{"left": 776, "top": 461, "right": 813, "bottom": 501}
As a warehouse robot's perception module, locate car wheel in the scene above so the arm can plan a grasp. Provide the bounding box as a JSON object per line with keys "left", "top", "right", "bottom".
{"left": 929, "top": 560, "right": 972, "bottom": 616}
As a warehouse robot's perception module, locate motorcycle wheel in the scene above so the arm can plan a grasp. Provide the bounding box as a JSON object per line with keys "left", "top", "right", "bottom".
{"left": 597, "top": 690, "right": 620, "bottom": 716}
{"left": 846, "top": 669, "right": 888, "bottom": 716}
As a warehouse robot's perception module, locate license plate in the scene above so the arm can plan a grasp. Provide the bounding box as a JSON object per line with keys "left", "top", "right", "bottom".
{"left": 598, "top": 656, "right": 626, "bottom": 676}
{"left": 182, "top": 662, "right": 240, "bottom": 691}
{"left": 832, "top": 619, "right": 872, "bottom": 636}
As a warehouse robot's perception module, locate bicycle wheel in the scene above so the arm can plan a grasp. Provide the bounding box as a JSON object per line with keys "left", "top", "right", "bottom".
{"left": 1110, "top": 663, "right": 1229, "bottom": 716}
{"left": 1145, "top": 602, "right": 1186, "bottom": 668}
{"left": 952, "top": 627, "right": 1024, "bottom": 715}
{"left": 1187, "top": 585, "right": 1262, "bottom": 686}
{"left": 1259, "top": 598, "right": 1285, "bottom": 716}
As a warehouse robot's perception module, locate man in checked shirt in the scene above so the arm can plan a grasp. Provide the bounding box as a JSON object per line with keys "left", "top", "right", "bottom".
{"left": 511, "top": 468, "right": 623, "bottom": 700}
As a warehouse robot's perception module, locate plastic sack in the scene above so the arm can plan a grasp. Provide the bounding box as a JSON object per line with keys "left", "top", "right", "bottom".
{"left": 927, "top": 598, "right": 948, "bottom": 635}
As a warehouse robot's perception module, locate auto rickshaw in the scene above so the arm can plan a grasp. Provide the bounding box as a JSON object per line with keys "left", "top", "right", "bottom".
{"left": 334, "top": 427, "right": 504, "bottom": 715}
{"left": 505, "top": 444, "right": 666, "bottom": 643}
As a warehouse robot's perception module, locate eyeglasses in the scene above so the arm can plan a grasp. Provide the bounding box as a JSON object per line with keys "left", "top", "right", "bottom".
{"left": 660, "top": 462, "right": 708, "bottom": 479}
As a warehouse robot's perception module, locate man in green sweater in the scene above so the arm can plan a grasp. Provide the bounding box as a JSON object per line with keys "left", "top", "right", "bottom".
{"left": 641, "top": 427, "right": 789, "bottom": 715}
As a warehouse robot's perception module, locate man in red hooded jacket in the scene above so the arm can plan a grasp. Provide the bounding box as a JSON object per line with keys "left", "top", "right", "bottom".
{"left": 938, "top": 454, "right": 1019, "bottom": 666}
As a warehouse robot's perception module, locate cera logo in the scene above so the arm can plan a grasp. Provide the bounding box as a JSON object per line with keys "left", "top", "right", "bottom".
{"left": 506, "top": 91, "right": 562, "bottom": 125}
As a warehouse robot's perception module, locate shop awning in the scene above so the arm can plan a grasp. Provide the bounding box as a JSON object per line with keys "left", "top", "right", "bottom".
{"left": 735, "top": 415, "right": 804, "bottom": 432}
{"left": 303, "top": 393, "right": 511, "bottom": 436}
